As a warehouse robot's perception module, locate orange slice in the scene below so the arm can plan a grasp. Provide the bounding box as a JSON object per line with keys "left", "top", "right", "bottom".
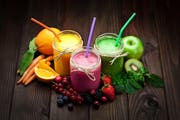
{"left": 35, "top": 60, "right": 59, "bottom": 83}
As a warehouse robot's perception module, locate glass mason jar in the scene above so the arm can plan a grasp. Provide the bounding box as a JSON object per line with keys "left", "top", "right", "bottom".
{"left": 52, "top": 30, "right": 83, "bottom": 76}
{"left": 70, "top": 47, "right": 101, "bottom": 93}
{"left": 94, "top": 33, "right": 125, "bottom": 75}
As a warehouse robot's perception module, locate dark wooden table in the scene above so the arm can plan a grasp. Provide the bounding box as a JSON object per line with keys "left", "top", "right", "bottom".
{"left": 0, "top": 0, "right": 180, "bottom": 120}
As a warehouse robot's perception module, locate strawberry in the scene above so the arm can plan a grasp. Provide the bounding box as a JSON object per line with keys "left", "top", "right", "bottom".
{"left": 102, "top": 84, "right": 115, "bottom": 101}
{"left": 102, "top": 75, "right": 112, "bottom": 84}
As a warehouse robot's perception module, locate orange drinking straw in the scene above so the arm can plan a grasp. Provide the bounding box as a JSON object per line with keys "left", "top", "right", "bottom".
{"left": 31, "top": 18, "right": 61, "bottom": 42}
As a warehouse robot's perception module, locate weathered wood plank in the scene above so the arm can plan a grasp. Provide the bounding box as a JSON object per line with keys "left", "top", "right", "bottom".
{"left": 154, "top": 0, "right": 180, "bottom": 120}
{"left": 0, "top": 0, "right": 28, "bottom": 120}
{"left": 90, "top": 95, "right": 128, "bottom": 120}
{"left": 124, "top": 0, "right": 168, "bottom": 120}
{"left": 10, "top": 0, "right": 60, "bottom": 119}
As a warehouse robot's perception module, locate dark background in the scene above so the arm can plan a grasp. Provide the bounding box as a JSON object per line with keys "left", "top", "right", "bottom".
{"left": 0, "top": 0, "right": 180, "bottom": 120}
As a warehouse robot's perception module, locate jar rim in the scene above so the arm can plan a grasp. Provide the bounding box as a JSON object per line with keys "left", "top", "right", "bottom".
{"left": 94, "top": 33, "right": 124, "bottom": 57}
{"left": 52, "top": 30, "right": 83, "bottom": 52}
{"left": 70, "top": 46, "right": 101, "bottom": 70}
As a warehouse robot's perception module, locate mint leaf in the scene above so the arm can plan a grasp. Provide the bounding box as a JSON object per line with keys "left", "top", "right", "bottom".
{"left": 111, "top": 72, "right": 127, "bottom": 94}
{"left": 124, "top": 80, "right": 136, "bottom": 94}
{"left": 129, "top": 78, "right": 143, "bottom": 90}
{"left": 19, "top": 49, "right": 34, "bottom": 75}
{"left": 128, "top": 71, "right": 145, "bottom": 83}
{"left": 139, "top": 67, "right": 148, "bottom": 74}
{"left": 29, "top": 38, "right": 37, "bottom": 53}
{"left": 114, "top": 85, "right": 124, "bottom": 94}
{"left": 146, "top": 74, "right": 164, "bottom": 88}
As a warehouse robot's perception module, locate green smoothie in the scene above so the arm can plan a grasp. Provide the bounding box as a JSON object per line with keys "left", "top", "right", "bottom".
{"left": 94, "top": 33, "right": 124, "bottom": 75}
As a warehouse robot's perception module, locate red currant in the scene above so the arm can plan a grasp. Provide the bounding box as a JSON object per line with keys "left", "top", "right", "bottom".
{"left": 55, "top": 75, "right": 62, "bottom": 83}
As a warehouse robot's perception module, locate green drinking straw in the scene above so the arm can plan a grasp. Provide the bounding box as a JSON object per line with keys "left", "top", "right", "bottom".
{"left": 115, "top": 12, "right": 136, "bottom": 46}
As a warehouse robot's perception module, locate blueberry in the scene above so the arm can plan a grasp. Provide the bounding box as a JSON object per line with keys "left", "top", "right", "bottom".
{"left": 57, "top": 99, "right": 64, "bottom": 107}
{"left": 68, "top": 103, "right": 73, "bottom": 111}
{"left": 57, "top": 94, "right": 63, "bottom": 99}
{"left": 63, "top": 96, "right": 69, "bottom": 103}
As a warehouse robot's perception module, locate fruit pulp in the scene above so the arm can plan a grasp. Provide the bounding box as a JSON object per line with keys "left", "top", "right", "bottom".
{"left": 53, "top": 30, "right": 83, "bottom": 76}
{"left": 94, "top": 33, "right": 124, "bottom": 75}
{"left": 70, "top": 48, "right": 101, "bottom": 93}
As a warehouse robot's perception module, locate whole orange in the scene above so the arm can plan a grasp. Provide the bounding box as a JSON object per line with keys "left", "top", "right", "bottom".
{"left": 35, "top": 28, "right": 60, "bottom": 55}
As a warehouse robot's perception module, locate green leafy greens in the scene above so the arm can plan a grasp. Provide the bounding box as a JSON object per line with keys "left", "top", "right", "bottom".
{"left": 111, "top": 67, "right": 164, "bottom": 94}
{"left": 18, "top": 38, "right": 37, "bottom": 75}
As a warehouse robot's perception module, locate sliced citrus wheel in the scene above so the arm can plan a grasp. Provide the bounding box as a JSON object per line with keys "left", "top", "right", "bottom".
{"left": 35, "top": 60, "right": 59, "bottom": 83}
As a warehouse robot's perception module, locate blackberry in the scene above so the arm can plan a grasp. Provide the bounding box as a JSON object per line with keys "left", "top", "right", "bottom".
{"left": 81, "top": 93, "right": 93, "bottom": 104}
{"left": 94, "top": 89, "right": 103, "bottom": 100}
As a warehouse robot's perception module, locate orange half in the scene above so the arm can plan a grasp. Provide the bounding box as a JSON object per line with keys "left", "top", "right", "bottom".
{"left": 35, "top": 60, "right": 59, "bottom": 83}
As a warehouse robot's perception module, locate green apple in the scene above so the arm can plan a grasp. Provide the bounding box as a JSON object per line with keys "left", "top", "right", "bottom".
{"left": 121, "top": 36, "right": 144, "bottom": 59}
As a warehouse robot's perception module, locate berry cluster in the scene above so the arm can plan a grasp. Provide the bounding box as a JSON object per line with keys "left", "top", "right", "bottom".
{"left": 82, "top": 89, "right": 108, "bottom": 109}
{"left": 51, "top": 75, "right": 115, "bottom": 110}
{"left": 51, "top": 76, "right": 83, "bottom": 111}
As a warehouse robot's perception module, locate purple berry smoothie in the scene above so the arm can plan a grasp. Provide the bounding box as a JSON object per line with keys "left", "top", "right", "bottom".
{"left": 70, "top": 48, "right": 101, "bottom": 93}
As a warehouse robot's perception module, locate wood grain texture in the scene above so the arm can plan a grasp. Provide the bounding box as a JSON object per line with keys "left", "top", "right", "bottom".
{"left": 0, "top": 0, "right": 28, "bottom": 119}
{"left": 154, "top": 0, "right": 180, "bottom": 120}
{"left": 90, "top": 95, "right": 128, "bottom": 120}
{"left": 127, "top": 0, "right": 168, "bottom": 120}
{"left": 0, "top": 0, "right": 179, "bottom": 120}
{"left": 10, "top": 0, "right": 53, "bottom": 119}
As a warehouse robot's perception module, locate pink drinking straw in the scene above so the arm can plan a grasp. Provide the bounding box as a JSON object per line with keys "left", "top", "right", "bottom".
{"left": 85, "top": 17, "right": 96, "bottom": 58}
